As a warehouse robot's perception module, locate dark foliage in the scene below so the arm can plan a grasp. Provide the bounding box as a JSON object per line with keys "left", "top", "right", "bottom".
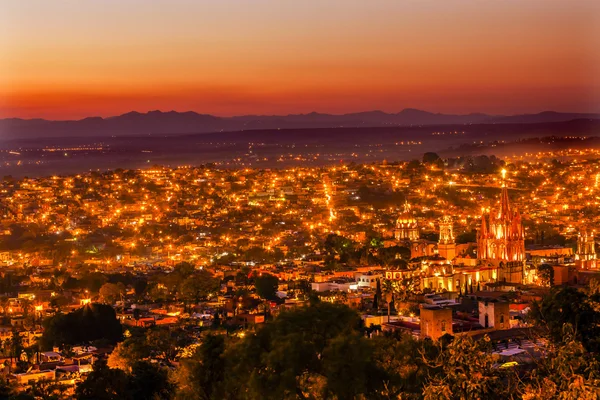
{"left": 41, "top": 303, "right": 122, "bottom": 349}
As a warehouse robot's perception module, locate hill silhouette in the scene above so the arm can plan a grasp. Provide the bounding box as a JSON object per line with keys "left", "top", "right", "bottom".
{"left": 0, "top": 109, "right": 598, "bottom": 140}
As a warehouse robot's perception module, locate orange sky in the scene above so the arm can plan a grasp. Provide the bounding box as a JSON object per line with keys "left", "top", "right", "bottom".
{"left": 1, "top": 0, "right": 599, "bottom": 119}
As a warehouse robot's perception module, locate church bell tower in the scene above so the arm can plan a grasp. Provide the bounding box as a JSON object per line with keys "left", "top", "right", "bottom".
{"left": 576, "top": 230, "right": 597, "bottom": 269}
{"left": 438, "top": 215, "right": 456, "bottom": 261}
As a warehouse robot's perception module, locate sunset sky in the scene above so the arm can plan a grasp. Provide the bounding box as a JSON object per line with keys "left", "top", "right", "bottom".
{"left": 1, "top": 0, "right": 599, "bottom": 119}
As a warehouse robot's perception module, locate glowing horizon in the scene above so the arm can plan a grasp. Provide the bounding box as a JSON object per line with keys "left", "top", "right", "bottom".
{"left": 1, "top": 0, "right": 599, "bottom": 120}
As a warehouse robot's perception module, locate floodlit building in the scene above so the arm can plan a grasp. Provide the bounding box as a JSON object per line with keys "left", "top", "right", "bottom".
{"left": 575, "top": 230, "right": 597, "bottom": 269}
{"left": 420, "top": 305, "right": 453, "bottom": 340}
{"left": 478, "top": 300, "right": 510, "bottom": 330}
{"left": 477, "top": 187, "right": 525, "bottom": 284}
{"left": 437, "top": 215, "right": 456, "bottom": 261}
{"left": 395, "top": 202, "right": 419, "bottom": 241}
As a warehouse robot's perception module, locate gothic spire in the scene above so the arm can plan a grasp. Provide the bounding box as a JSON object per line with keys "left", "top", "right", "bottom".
{"left": 499, "top": 187, "right": 511, "bottom": 219}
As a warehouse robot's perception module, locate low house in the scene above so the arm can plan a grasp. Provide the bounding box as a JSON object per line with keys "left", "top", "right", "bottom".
{"left": 14, "top": 369, "right": 56, "bottom": 385}
{"left": 233, "top": 313, "right": 265, "bottom": 326}
{"left": 40, "top": 351, "right": 63, "bottom": 363}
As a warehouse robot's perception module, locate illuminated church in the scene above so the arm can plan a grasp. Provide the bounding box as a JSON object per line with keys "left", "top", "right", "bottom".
{"left": 575, "top": 230, "right": 597, "bottom": 269}
{"left": 395, "top": 202, "right": 419, "bottom": 241}
{"left": 437, "top": 215, "right": 456, "bottom": 261}
{"left": 476, "top": 187, "right": 525, "bottom": 284}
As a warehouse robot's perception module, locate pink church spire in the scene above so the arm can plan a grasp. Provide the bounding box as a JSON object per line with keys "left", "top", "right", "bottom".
{"left": 499, "top": 187, "right": 511, "bottom": 220}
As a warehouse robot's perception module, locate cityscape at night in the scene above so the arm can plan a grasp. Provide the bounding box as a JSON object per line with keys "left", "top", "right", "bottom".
{"left": 1, "top": 1, "right": 600, "bottom": 399}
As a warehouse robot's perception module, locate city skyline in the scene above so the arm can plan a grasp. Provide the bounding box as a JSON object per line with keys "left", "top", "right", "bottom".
{"left": 2, "top": 0, "right": 600, "bottom": 119}
{"left": 0, "top": 2, "right": 600, "bottom": 396}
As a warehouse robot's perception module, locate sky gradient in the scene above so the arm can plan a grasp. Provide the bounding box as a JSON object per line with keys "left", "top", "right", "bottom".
{"left": 1, "top": 0, "right": 600, "bottom": 119}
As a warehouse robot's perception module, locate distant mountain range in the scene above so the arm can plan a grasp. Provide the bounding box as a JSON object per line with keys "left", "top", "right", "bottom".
{"left": 1, "top": 109, "right": 599, "bottom": 140}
